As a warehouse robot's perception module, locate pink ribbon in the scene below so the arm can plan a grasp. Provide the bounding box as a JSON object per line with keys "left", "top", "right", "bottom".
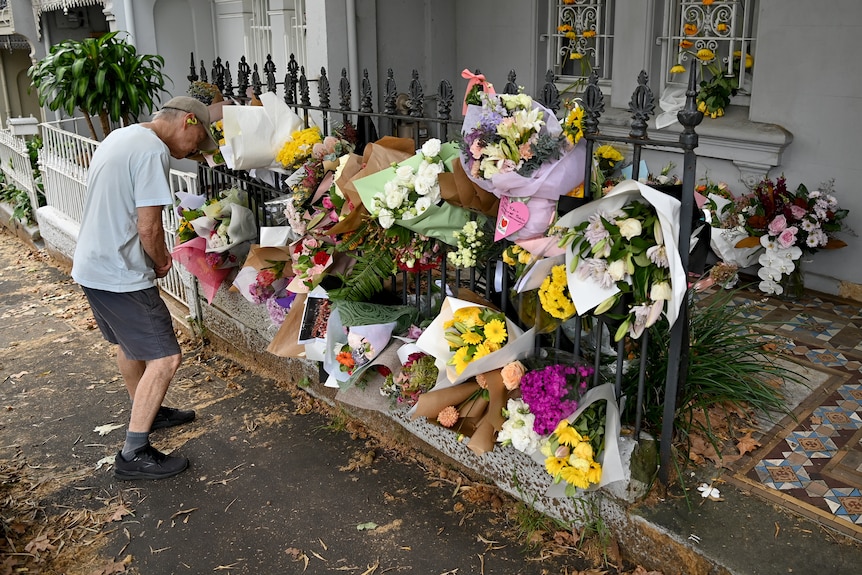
{"left": 461, "top": 69, "right": 496, "bottom": 115}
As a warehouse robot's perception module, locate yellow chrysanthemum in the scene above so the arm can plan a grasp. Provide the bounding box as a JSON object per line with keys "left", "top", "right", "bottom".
{"left": 453, "top": 306, "right": 482, "bottom": 327}
{"left": 565, "top": 31, "right": 577, "bottom": 40}
{"left": 670, "top": 64, "right": 686, "bottom": 75}
{"left": 557, "top": 24, "right": 572, "bottom": 33}
{"left": 556, "top": 423, "right": 584, "bottom": 447}
{"left": 716, "top": 22, "right": 728, "bottom": 33}
{"left": 586, "top": 461, "right": 603, "bottom": 485}
{"left": 483, "top": 319, "right": 507, "bottom": 344}
{"left": 696, "top": 48, "right": 715, "bottom": 63}
{"left": 545, "top": 456, "right": 568, "bottom": 477}
{"left": 471, "top": 343, "right": 492, "bottom": 361}
{"left": 451, "top": 346, "right": 471, "bottom": 374}
{"left": 560, "top": 466, "right": 591, "bottom": 489}
{"left": 443, "top": 319, "right": 456, "bottom": 330}
{"left": 484, "top": 340, "right": 502, "bottom": 353}
{"left": 570, "top": 53, "right": 584, "bottom": 60}
{"left": 595, "top": 144, "right": 623, "bottom": 162}
{"left": 461, "top": 331, "right": 483, "bottom": 345}
{"left": 583, "top": 30, "right": 597, "bottom": 39}
{"left": 573, "top": 441, "right": 594, "bottom": 461}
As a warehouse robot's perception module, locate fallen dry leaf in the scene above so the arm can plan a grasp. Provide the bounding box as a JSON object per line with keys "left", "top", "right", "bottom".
{"left": 110, "top": 504, "right": 133, "bottom": 522}
{"left": 736, "top": 432, "right": 761, "bottom": 456}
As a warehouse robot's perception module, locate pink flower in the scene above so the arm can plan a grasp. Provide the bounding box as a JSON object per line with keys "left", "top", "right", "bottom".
{"left": 777, "top": 227, "right": 799, "bottom": 249}
{"left": 322, "top": 197, "right": 334, "bottom": 209}
{"left": 789, "top": 205, "right": 807, "bottom": 220}
{"left": 469, "top": 140, "right": 484, "bottom": 160}
{"left": 767, "top": 215, "right": 787, "bottom": 235}
{"left": 256, "top": 268, "right": 277, "bottom": 287}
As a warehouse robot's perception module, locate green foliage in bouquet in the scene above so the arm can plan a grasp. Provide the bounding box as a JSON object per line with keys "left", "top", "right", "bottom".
{"left": 326, "top": 218, "right": 397, "bottom": 302}
{"left": 621, "top": 288, "right": 799, "bottom": 448}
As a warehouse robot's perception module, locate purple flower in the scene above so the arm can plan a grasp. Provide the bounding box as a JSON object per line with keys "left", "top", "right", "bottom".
{"left": 519, "top": 363, "right": 595, "bottom": 435}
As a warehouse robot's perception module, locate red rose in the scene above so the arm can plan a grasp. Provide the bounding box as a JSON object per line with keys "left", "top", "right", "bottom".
{"left": 313, "top": 250, "right": 329, "bottom": 265}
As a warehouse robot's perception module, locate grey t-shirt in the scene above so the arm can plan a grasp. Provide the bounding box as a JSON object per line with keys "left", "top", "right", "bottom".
{"left": 71, "top": 124, "right": 172, "bottom": 292}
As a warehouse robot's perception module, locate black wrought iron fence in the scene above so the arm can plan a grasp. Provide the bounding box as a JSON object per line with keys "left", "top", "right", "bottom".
{"left": 188, "top": 52, "right": 703, "bottom": 484}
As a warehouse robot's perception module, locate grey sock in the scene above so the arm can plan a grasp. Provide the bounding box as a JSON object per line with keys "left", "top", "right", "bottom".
{"left": 121, "top": 431, "right": 149, "bottom": 460}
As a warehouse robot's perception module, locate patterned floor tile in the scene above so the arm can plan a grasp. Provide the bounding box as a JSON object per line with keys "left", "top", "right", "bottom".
{"left": 727, "top": 289, "right": 862, "bottom": 539}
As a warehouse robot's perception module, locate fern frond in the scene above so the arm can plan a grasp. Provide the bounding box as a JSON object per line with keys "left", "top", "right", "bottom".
{"left": 327, "top": 249, "right": 396, "bottom": 301}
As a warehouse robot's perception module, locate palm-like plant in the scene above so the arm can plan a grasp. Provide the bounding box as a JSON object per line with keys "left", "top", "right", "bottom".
{"left": 28, "top": 31, "right": 169, "bottom": 140}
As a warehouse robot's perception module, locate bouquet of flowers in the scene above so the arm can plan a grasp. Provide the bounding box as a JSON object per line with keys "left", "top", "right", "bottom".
{"left": 538, "top": 264, "right": 576, "bottom": 321}
{"left": 539, "top": 416, "right": 603, "bottom": 492}
{"left": 354, "top": 138, "right": 472, "bottom": 245}
{"left": 496, "top": 397, "right": 543, "bottom": 454}
{"left": 460, "top": 91, "right": 586, "bottom": 240}
{"left": 171, "top": 188, "right": 257, "bottom": 303}
{"left": 416, "top": 297, "right": 532, "bottom": 386}
{"left": 444, "top": 306, "right": 509, "bottom": 375}
{"left": 735, "top": 176, "right": 849, "bottom": 295}
{"left": 699, "top": 179, "right": 761, "bottom": 268}
{"left": 556, "top": 180, "right": 686, "bottom": 342}
{"left": 288, "top": 235, "right": 333, "bottom": 292}
{"left": 519, "top": 361, "right": 592, "bottom": 436}
{"left": 380, "top": 350, "right": 439, "bottom": 407}
{"left": 447, "top": 219, "right": 494, "bottom": 269}
{"left": 277, "top": 126, "right": 323, "bottom": 171}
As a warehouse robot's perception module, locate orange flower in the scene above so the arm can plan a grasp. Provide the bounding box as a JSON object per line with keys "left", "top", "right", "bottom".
{"left": 680, "top": 39, "right": 694, "bottom": 49}
{"left": 717, "top": 22, "right": 728, "bottom": 33}
{"left": 583, "top": 29, "right": 597, "bottom": 38}
{"left": 703, "top": 0, "right": 715, "bottom": 5}
{"left": 683, "top": 23, "right": 698, "bottom": 36}
{"left": 336, "top": 351, "right": 355, "bottom": 370}
{"left": 437, "top": 406, "right": 459, "bottom": 428}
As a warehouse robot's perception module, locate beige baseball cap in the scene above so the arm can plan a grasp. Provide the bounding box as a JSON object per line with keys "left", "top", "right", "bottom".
{"left": 161, "top": 96, "right": 219, "bottom": 152}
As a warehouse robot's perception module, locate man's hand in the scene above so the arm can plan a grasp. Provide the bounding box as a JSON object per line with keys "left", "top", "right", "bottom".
{"left": 154, "top": 259, "right": 172, "bottom": 278}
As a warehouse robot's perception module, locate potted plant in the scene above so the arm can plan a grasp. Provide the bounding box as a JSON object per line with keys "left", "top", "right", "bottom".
{"left": 27, "top": 31, "right": 169, "bottom": 141}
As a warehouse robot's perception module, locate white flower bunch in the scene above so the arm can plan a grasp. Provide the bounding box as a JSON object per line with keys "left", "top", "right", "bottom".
{"left": 497, "top": 398, "right": 542, "bottom": 453}
{"left": 756, "top": 234, "right": 802, "bottom": 295}
{"left": 447, "top": 220, "right": 485, "bottom": 268}
{"left": 371, "top": 139, "right": 445, "bottom": 229}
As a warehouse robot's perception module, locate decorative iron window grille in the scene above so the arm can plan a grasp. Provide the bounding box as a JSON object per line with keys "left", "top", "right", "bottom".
{"left": 664, "top": 0, "right": 756, "bottom": 96}
{"left": 550, "top": 0, "right": 614, "bottom": 86}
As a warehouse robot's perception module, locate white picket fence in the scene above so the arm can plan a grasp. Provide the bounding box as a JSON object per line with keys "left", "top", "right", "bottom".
{"left": 0, "top": 127, "right": 40, "bottom": 214}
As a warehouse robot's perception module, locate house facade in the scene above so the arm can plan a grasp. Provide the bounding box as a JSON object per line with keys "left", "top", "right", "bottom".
{"left": 1, "top": 0, "right": 860, "bottom": 298}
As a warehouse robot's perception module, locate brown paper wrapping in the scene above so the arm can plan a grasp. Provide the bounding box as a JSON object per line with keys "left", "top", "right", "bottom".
{"left": 328, "top": 137, "right": 416, "bottom": 235}
{"left": 466, "top": 369, "right": 509, "bottom": 456}
{"left": 266, "top": 292, "right": 308, "bottom": 358}
{"left": 228, "top": 244, "right": 294, "bottom": 293}
{"left": 410, "top": 368, "right": 512, "bottom": 456}
{"left": 438, "top": 159, "right": 500, "bottom": 218}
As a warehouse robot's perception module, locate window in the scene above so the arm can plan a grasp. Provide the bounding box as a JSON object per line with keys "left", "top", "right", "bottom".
{"left": 662, "top": 1, "right": 757, "bottom": 99}
{"left": 550, "top": 0, "right": 615, "bottom": 86}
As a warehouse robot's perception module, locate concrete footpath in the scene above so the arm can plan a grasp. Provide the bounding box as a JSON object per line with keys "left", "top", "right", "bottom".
{"left": 1, "top": 224, "right": 861, "bottom": 575}
{"left": 0, "top": 228, "right": 631, "bottom": 574}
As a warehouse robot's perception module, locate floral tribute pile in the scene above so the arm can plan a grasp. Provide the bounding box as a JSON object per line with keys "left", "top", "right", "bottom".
{"left": 173, "top": 73, "right": 849, "bottom": 498}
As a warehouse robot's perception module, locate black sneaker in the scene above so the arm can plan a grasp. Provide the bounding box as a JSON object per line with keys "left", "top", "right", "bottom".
{"left": 150, "top": 406, "right": 196, "bottom": 432}
{"left": 114, "top": 444, "right": 189, "bottom": 480}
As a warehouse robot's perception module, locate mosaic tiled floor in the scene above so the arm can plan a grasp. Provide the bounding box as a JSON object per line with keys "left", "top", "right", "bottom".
{"left": 724, "top": 288, "right": 862, "bottom": 540}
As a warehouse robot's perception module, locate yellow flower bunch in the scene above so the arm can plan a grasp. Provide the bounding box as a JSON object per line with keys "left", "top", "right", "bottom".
{"left": 563, "top": 103, "right": 584, "bottom": 145}
{"left": 276, "top": 127, "right": 323, "bottom": 170}
{"left": 594, "top": 144, "right": 624, "bottom": 176}
{"left": 538, "top": 265, "right": 576, "bottom": 320}
{"left": 540, "top": 419, "right": 602, "bottom": 491}
{"left": 444, "top": 306, "right": 508, "bottom": 374}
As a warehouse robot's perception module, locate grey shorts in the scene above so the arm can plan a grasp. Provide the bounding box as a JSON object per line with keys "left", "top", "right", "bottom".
{"left": 81, "top": 286, "right": 181, "bottom": 361}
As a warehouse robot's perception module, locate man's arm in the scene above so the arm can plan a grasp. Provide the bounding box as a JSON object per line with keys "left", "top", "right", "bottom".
{"left": 137, "top": 205, "right": 172, "bottom": 278}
